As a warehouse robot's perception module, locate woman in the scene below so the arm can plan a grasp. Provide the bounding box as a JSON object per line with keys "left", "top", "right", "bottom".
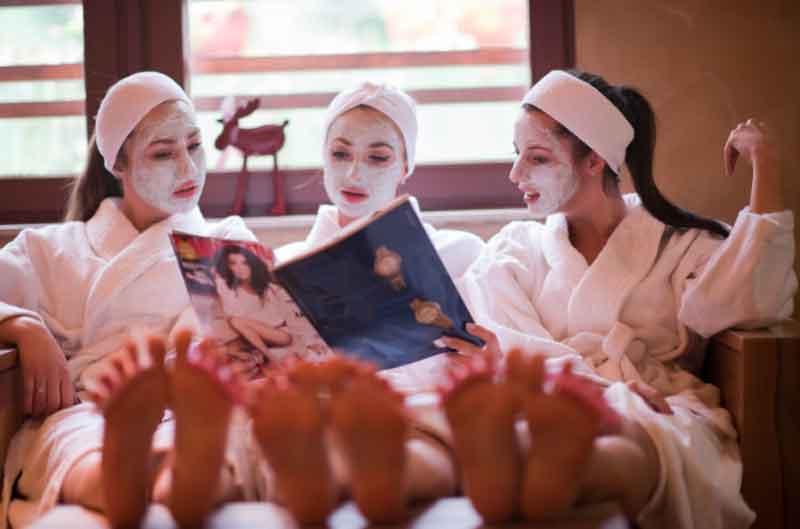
{"left": 0, "top": 71, "right": 256, "bottom": 529}
{"left": 275, "top": 82, "right": 485, "bottom": 281}
{"left": 444, "top": 70, "right": 796, "bottom": 528}
{"left": 214, "top": 244, "right": 292, "bottom": 356}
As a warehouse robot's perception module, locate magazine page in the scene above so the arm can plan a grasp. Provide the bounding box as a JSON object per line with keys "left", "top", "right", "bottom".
{"left": 170, "top": 232, "right": 332, "bottom": 377}
{"left": 273, "top": 198, "right": 482, "bottom": 369}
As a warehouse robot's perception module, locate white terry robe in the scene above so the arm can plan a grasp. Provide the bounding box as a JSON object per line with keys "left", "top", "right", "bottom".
{"left": 459, "top": 193, "right": 796, "bottom": 529}
{"left": 0, "top": 199, "right": 255, "bottom": 529}
{"left": 274, "top": 196, "right": 487, "bottom": 393}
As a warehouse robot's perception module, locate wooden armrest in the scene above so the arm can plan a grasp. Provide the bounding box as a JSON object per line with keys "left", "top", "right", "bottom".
{"left": 706, "top": 320, "right": 799, "bottom": 529}
{"left": 0, "top": 346, "right": 18, "bottom": 372}
{"left": 0, "top": 347, "right": 23, "bottom": 468}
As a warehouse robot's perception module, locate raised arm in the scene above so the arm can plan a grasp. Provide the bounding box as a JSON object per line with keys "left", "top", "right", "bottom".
{"left": 724, "top": 118, "right": 783, "bottom": 214}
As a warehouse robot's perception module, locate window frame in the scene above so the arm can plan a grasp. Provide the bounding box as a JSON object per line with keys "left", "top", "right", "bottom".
{"left": 0, "top": 0, "right": 575, "bottom": 223}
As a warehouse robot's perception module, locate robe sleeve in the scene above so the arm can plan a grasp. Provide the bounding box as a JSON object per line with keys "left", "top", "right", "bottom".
{"left": 0, "top": 230, "right": 47, "bottom": 326}
{"left": 459, "top": 222, "right": 575, "bottom": 357}
{"left": 424, "top": 225, "right": 485, "bottom": 280}
{"left": 210, "top": 215, "right": 257, "bottom": 242}
{"left": 678, "top": 208, "right": 797, "bottom": 337}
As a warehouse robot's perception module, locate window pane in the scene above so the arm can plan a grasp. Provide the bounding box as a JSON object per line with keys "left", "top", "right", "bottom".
{"left": 0, "top": 4, "right": 85, "bottom": 177}
{"left": 190, "top": 0, "right": 527, "bottom": 169}
{"left": 0, "top": 5, "right": 83, "bottom": 66}
{"left": 0, "top": 116, "right": 85, "bottom": 175}
{"left": 191, "top": 0, "right": 527, "bottom": 56}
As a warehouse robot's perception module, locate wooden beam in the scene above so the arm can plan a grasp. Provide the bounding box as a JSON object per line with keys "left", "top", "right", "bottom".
{"left": 528, "top": 0, "right": 575, "bottom": 84}
{"left": 192, "top": 48, "right": 528, "bottom": 75}
{"left": 0, "top": 0, "right": 79, "bottom": 5}
{"left": 0, "top": 63, "right": 82, "bottom": 82}
{"left": 82, "top": 0, "right": 188, "bottom": 136}
{"left": 194, "top": 86, "right": 527, "bottom": 113}
{"left": 0, "top": 100, "right": 84, "bottom": 118}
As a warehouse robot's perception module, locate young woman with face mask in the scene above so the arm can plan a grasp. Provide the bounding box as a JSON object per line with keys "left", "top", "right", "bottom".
{"left": 275, "top": 82, "right": 485, "bottom": 281}
{"left": 440, "top": 70, "right": 796, "bottom": 527}
{"left": 0, "top": 72, "right": 257, "bottom": 529}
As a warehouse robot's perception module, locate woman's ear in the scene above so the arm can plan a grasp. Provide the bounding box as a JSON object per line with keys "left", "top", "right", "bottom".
{"left": 111, "top": 156, "right": 128, "bottom": 181}
{"left": 399, "top": 160, "right": 410, "bottom": 185}
{"left": 585, "top": 151, "right": 607, "bottom": 178}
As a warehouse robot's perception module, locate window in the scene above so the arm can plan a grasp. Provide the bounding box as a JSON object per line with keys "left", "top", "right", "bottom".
{"left": 0, "top": 0, "right": 575, "bottom": 222}
{"left": 0, "top": 0, "right": 85, "bottom": 177}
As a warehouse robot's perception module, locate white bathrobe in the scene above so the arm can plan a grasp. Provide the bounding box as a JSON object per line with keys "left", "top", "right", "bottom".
{"left": 0, "top": 199, "right": 255, "bottom": 529}
{"left": 459, "top": 193, "right": 796, "bottom": 529}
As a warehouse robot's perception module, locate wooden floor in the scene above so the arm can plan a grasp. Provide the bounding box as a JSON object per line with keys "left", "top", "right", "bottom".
{"left": 29, "top": 498, "right": 628, "bottom": 529}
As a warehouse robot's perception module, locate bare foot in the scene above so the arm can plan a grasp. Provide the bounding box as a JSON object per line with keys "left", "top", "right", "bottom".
{"left": 249, "top": 369, "right": 337, "bottom": 524}
{"left": 519, "top": 359, "right": 620, "bottom": 521}
{"left": 167, "top": 330, "right": 243, "bottom": 528}
{"left": 440, "top": 353, "right": 520, "bottom": 523}
{"left": 87, "top": 338, "right": 169, "bottom": 529}
{"left": 329, "top": 362, "right": 409, "bottom": 524}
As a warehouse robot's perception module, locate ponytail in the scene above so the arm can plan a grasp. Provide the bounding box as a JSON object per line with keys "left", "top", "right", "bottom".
{"left": 565, "top": 70, "right": 729, "bottom": 238}
{"left": 64, "top": 133, "right": 123, "bottom": 222}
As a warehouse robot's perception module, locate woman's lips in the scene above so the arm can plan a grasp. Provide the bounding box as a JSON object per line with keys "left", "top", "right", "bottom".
{"left": 341, "top": 187, "right": 369, "bottom": 203}
{"left": 173, "top": 184, "right": 198, "bottom": 198}
{"left": 523, "top": 191, "right": 540, "bottom": 204}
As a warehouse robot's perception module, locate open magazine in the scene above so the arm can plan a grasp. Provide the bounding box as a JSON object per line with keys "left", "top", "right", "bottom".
{"left": 170, "top": 195, "right": 482, "bottom": 376}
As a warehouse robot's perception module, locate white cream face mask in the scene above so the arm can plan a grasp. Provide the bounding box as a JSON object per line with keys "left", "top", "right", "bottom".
{"left": 323, "top": 107, "right": 406, "bottom": 221}
{"left": 511, "top": 109, "right": 579, "bottom": 219}
{"left": 123, "top": 100, "right": 206, "bottom": 215}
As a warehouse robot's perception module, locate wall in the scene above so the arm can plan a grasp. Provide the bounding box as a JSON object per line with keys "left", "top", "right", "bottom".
{"left": 575, "top": 0, "right": 800, "bottom": 314}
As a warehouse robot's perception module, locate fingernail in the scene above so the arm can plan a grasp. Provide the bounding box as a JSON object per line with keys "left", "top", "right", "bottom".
{"left": 433, "top": 339, "right": 446, "bottom": 348}
{"left": 466, "top": 323, "right": 476, "bottom": 331}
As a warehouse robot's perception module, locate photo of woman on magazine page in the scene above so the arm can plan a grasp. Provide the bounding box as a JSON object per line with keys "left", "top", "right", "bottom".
{"left": 171, "top": 233, "right": 330, "bottom": 377}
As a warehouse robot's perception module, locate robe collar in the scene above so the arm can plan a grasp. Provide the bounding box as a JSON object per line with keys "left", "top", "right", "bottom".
{"left": 305, "top": 196, "right": 425, "bottom": 249}
{"left": 540, "top": 194, "right": 666, "bottom": 335}
{"left": 86, "top": 198, "right": 207, "bottom": 261}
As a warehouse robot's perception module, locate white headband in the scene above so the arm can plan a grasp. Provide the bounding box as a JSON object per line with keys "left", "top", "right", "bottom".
{"left": 95, "top": 71, "right": 192, "bottom": 173}
{"left": 522, "top": 70, "right": 634, "bottom": 174}
{"left": 323, "top": 82, "right": 418, "bottom": 177}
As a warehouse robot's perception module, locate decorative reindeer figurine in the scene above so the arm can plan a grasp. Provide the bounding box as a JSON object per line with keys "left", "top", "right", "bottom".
{"left": 214, "top": 97, "right": 289, "bottom": 215}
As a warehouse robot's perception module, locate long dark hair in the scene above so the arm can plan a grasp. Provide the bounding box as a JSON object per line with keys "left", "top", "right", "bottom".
{"left": 64, "top": 133, "right": 124, "bottom": 222}
{"left": 527, "top": 69, "right": 729, "bottom": 238}
{"left": 213, "top": 245, "right": 272, "bottom": 301}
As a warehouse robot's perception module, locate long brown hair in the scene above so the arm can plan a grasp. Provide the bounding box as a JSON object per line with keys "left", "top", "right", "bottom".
{"left": 63, "top": 133, "right": 123, "bottom": 222}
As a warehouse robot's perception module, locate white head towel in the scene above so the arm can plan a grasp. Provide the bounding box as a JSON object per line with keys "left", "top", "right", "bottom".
{"left": 522, "top": 70, "right": 634, "bottom": 174}
{"left": 323, "top": 82, "right": 418, "bottom": 177}
{"left": 95, "top": 71, "right": 192, "bottom": 173}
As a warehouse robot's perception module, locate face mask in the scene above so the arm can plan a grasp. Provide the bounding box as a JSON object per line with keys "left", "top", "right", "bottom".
{"left": 323, "top": 107, "right": 405, "bottom": 221}
{"left": 511, "top": 110, "right": 579, "bottom": 219}
{"left": 125, "top": 101, "right": 206, "bottom": 215}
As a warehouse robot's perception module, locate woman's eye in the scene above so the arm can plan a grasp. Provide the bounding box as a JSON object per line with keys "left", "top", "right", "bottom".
{"left": 331, "top": 150, "right": 349, "bottom": 160}
{"left": 153, "top": 151, "right": 173, "bottom": 160}
{"left": 188, "top": 142, "right": 202, "bottom": 151}
{"left": 369, "top": 154, "right": 390, "bottom": 163}
{"left": 528, "top": 155, "right": 547, "bottom": 164}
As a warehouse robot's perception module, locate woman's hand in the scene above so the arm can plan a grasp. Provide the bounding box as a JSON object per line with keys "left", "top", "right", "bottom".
{"left": 724, "top": 119, "right": 783, "bottom": 214}
{"left": 436, "top": 323, "right": 501, "bottom": 361}
{"left": 5, "top": 316, "right": 74, "bottom": 417}
{"left": 723, "top": 118, "right": 776, "bottom": 175}
{"left": 627, "top": 379, "right": 672, "bottom": 415}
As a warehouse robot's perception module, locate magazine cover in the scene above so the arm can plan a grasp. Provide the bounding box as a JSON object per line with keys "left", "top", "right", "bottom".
{"left": 170, "top": 232, "right": 332, "bottom": 377}
{"left": 274, "top": 196, "right": 483, "bottom": 369}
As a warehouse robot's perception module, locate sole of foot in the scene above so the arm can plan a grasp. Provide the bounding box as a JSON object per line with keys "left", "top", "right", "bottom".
{"left": 440, "top": 353, "right": 521, "bottom": 523}
{"left": 167, "top": 330, "right": 243, "bottom": 528}
{"left": 88, "top": 337, "right": 169, "bottom": 529}
{"left": 250, "top": 371, "right": 337, "bottom": 525}
{"left": 330, "top": 365, "right": 409, "bottom": 525}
